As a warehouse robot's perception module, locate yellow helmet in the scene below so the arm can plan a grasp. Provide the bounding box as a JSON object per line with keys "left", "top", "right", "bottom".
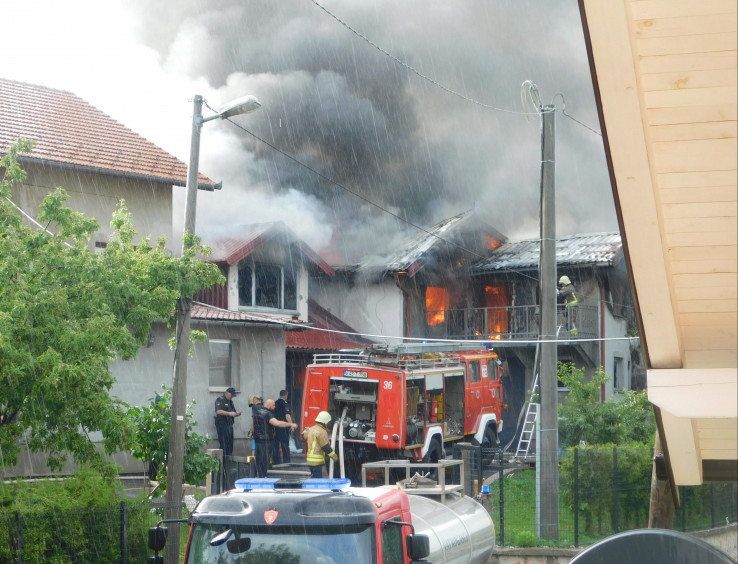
{"left": 315, "top": 411, "right": 332, "bottom": 425}
{"left": 559, "top": 275, "right": 571, "bottom": 285}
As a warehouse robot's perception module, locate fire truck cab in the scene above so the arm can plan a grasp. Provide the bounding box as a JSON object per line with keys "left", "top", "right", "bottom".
{"left": 302, "top": 343, "right": 504, "bottom": 474}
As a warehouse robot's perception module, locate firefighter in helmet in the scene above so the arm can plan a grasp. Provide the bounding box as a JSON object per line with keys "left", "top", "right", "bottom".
{"left": 558, "top": 275, "right": 578, "bottom": 336}
{"left": 303, "top": 411, "right": 338, "bottom": 478}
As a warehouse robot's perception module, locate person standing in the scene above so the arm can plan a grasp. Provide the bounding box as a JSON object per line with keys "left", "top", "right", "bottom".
{"left": 302, "top": 411, "right": 338, "bottom": 478}
{"left": 214, "top": 387, "right": 241, "bottom": 456}
{"left": 558, "top": 275, "right": 579, "bottom": 336}
{"left": 251, "top": 399, "right": 297, "bottom": 477}
{"left": 272, "top": 390, "right": 293, "bottom": 465}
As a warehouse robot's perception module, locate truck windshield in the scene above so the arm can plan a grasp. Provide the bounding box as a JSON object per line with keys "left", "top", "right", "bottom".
{"left": 185, "top": 523, "right": 376, "bottom": 564}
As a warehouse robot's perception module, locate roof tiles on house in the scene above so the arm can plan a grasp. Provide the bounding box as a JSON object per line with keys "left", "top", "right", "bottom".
{"left": 0, "top": 78, "right": 216, "bottom": 189}
{"left": 205, "top": 222, "right": 334, "bottom": 275}
{"left": 473, "top": 232, "right": 622, "bottom": 272}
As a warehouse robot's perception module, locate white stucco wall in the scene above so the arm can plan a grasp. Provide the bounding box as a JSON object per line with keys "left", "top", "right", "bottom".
{"left": 13, "top": 163, "right": 175, "bottom": 253}
{"left": 311, "top": 276, "right": 405, "bottom": 338}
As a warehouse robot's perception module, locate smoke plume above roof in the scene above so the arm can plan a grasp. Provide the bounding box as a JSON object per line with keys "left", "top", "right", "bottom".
{"left": 129, "top": 0, "right": 615, "bottom": 262}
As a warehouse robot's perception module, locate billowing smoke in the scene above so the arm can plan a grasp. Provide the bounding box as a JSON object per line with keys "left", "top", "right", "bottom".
{"left": 129, "top": 0, "right": 614, "bottom": 262}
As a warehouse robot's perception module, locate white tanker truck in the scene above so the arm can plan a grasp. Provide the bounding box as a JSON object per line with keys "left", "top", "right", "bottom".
{"left": 148, "top": 476, "right": 495, "bottom": 564}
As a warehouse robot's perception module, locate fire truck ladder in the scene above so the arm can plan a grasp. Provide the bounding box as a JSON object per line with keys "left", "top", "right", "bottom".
{"left": 515, "top": 367, "right": 540, "bottom": 461}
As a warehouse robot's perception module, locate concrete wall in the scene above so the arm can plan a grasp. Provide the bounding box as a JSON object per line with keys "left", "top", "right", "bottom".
{"left": 311, "top": 275, "right": 404, "bottom": 338}
{"left": 13, "top": 163, "right": 175, "bottom": 253}
{"left": 108, "top": 321, "right": 287, "bottom": 470}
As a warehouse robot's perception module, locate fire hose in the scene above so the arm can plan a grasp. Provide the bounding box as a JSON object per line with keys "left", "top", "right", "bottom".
{"left": 329, "top": 406, "right": 348, "bottom": 478}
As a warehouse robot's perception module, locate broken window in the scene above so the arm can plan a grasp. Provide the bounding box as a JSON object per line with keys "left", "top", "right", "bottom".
{"left": 238, "top": 260, "right": 297, "bottom": 311}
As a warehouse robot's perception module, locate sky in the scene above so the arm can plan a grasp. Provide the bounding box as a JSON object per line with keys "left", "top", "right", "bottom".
{"left": 2, "top": 0, "right": 616, "bottom": 262}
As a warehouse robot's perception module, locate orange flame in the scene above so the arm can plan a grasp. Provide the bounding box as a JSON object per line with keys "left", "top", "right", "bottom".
{"left": 426, "top": 287, "right": 449, "bottom": 326}
{"left": 485, "top": 235, "right": 502, "bottom": 251}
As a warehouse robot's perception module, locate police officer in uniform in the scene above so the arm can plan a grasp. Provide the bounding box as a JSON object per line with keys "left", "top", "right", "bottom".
{"left": 214, "top": 387, "right": 241, "bottom": 455}
{"left": 252, "top": 399, "right": 297, "bottom": 477}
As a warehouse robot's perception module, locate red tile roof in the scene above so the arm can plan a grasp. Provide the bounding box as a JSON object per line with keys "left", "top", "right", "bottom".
{"left": 286, "top": 300, "right": 370, "bottom": 351}
{"left": 286, "top": 325, "right": 368, "bottom": 351}
{"left": 0, "top": 78, "right": 216, "bottom": 189}
{"left": 206, "top": 222, "right": 334, "bottom": 275}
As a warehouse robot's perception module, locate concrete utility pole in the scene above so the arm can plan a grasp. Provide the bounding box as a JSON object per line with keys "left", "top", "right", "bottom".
{"left": 538, "top": 104, "right": 559, "bottom": 539}
{"left": 164, "top": 94, "right": 204, "bottom": 564}
{"left": 163, "top": 93, "right": 260, "bottom": 563}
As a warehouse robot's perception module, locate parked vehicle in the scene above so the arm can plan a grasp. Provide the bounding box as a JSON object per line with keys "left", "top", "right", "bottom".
{"left": 302, "top": 343, "right": 505, "bottom": 477}
{"left": 148, "top": 477, "right": 495, "bottom": 563}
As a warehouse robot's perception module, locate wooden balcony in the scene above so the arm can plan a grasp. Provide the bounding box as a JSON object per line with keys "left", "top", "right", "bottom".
{"left": 426, "top": 304, "right": 599, "bottom": 342}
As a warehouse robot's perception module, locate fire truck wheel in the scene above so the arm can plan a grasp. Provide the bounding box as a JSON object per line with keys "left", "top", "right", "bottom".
{"left": 423, "top": 440, "right": 442, "bottom": 480}
{"left": 482, "top": 426, "right": 498, "bottom": 449}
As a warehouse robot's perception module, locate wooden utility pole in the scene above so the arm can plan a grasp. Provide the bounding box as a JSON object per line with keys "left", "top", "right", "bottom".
{"left": 538, "top": 104, "right": 559, "bottom": 539}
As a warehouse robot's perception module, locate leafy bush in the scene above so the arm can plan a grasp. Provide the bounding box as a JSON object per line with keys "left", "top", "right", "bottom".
{"left": 560, "top": 444, "right": 652, "bottom": 536}
{"left": 127, "top": 385, "right": 218, "bottom": 489}
{"left": 0, "top": 467, "right": 151, "bottom": 562}
{"left": 558, "top": 363, "right": 655, "bottom": 448}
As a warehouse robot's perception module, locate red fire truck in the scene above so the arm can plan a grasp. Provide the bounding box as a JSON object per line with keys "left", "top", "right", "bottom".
{"left": 301, "top": 343, "right": 504, "bottom": 474}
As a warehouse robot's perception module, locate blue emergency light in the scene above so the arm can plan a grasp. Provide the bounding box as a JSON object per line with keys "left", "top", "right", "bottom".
{"left": 302, "top": 478, "right": 351, "bottom": 491}
{"left": 235, "top": 478, "right": 281, "bottom": 490}
{"left": 234, "top": 477, "right": 351, "bottom": 492}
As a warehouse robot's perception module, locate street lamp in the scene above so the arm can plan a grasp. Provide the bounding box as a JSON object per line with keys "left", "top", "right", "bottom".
{"left": 164, "top": 93, "right": 260, "bottom": 562}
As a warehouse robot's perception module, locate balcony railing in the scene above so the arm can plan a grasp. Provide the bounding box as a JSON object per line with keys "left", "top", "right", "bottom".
{"left": 426, "top": 304, "right": 599, "bottom": 341}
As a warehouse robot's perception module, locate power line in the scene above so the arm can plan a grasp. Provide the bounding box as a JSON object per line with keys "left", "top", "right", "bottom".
{"left": 196, "top": 301, "right": 640, "bottom": 346}
{"left": 217, "top": 114, "right": 542, "bottom": 283}
{"left": 310, "top": 0, "right": 533, "bottom": 116}
{"left": 310, "top": 0, "right": 602, "bottom": 137}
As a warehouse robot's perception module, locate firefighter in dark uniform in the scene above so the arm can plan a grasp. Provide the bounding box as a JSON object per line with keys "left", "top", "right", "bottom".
{"left": 214, "top": 387, "right": 241, "bottom": 456}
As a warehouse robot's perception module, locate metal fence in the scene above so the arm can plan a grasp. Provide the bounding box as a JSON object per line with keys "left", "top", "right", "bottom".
{"left": 0, "top": 499, "right": 179, "bottom": 563}
{"left": 428, "top": 304, "right": 600, "bottom": 340}
{"left": 451, "top": 444, "right": 738, "bottom": 547}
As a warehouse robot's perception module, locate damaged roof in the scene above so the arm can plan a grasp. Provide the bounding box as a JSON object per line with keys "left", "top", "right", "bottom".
{"left": 358, "top": 210, "right": 506, "bottom": 277}
{"left": 0, "top": 77, "right": 216, "bottom": 189}
{"left": 204, "top": 222, "right": 334, "bottom": 275}
{"left": 473, "top": 232, "right": 622, "bottom": 273}
{"left": 192, "top": 302, "right": 306, "bottom": 328}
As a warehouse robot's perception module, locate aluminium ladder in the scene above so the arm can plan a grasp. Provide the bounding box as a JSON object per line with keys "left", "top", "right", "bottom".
{"left": 515, "top": 370, "right": 539, "bottom": 460}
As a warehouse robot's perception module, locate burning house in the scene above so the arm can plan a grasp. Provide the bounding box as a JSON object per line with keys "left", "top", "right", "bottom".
{"left": 311, "top": 216, "right": 641, "bottom": 447}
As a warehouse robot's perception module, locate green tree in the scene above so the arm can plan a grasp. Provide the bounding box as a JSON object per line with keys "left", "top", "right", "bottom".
{"left": 127, "top": 386, "right": 218, "bottom": 489}
{"left": 0, "top": 139, "right": 225, "bottom": 476}
{"left": 558, "top": 363, "right": 655, "bottom": 448}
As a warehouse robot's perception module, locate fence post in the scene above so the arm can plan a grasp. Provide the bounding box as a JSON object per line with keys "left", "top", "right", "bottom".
{"left": 15, "top": 510, "right": 22, "bottom": 564}
{"left": 612, "top": 447, "right": 619, "bottom": 533}
{"left": 574, "top": 447, "right": 579, "bottom": 547}
{"left": 476, "top": 444, "right": 483, "bottom": 496}
{"left": 498, "top": 447, "right": 504, "bottom": 547}
{"left": 120, "top": 501, "right": 128, "bottom": 564}
{"left": 681, "top": 486, "right": 686, "bottom": 531}
{"left": 710, "top": 483, "right": 716, "bottom": 528}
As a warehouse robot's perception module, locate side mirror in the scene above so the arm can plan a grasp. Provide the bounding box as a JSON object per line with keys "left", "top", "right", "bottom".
{"left": 406, "top": 533, "right": 430, "bottom": 560}
{"left": 148, "top": 526, "right": 168, "bottom": 552}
